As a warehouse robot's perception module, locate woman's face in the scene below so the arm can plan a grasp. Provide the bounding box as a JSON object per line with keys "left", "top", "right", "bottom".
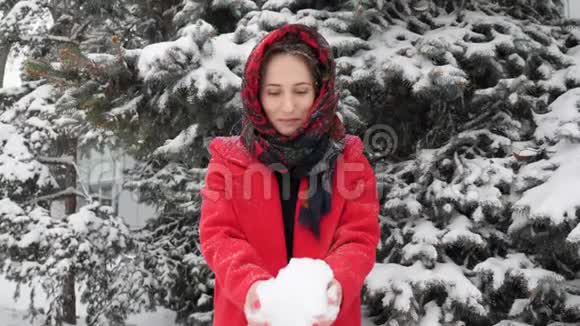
{"left": 260, "top": 54, "right": 316, "bottom": 136}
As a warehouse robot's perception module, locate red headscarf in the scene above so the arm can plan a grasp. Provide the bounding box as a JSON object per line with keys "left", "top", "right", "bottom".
{"left": 240, "top": 23, "right": 345, "bottom": 167}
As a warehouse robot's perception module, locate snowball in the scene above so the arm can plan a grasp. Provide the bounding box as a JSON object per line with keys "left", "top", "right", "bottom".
{"left": 252, "top": 258, "right": 338, "bottom": 326}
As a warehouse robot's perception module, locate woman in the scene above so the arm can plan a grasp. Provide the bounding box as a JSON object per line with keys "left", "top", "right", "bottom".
{"left": 200, "top": 23, "right": 380, "bottom": 326}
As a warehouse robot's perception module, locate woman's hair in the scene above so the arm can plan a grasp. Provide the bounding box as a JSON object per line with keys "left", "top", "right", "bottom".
{"left": 259, "top": 34, "right": 323, "bottom": 97}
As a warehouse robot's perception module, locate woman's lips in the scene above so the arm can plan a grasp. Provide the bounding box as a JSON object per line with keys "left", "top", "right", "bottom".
{"left": 278, "top": 119, "right": 301, "bottom": 124}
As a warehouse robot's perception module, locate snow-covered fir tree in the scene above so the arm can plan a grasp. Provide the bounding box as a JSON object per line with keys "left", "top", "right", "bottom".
{"left": 0, "top": 77, "right": 146, "bottom": 326}
{"left": 0, "top": 1, "right": 159, "bottom": 325}
{"left": 2, "top": 0, "right": 580, "bottom": 325}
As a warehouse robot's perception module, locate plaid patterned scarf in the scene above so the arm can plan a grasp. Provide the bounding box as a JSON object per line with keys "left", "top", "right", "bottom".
{"left": 240, "top": 24, "right": 345, "bottom": 238}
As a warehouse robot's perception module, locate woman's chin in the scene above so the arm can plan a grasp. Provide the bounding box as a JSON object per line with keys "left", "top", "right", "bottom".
{"left": 276, "top": 127, "right": 300, "bottom": 137}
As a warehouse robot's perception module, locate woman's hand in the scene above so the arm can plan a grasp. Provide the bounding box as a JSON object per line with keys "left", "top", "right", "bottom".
{"left": 244, "top": 280, "right": 271, "bottom": 326}
{"left": 312, "top": 278, "right": 342, "bottom": 326}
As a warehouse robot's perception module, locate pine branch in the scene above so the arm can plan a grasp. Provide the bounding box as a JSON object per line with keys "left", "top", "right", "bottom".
{"left": 0, "top": 0, "right": 19, "bottom": 12}
{"left": 46, "top": 35, "right": 79, "bottom": 45}
{"left": 37, "top": 156, "right": 91, "bottom": 200}
{"left": 71, "top": 19, "right": 93, "bottom": 42}
{"left": 26, "top": 187, "right": 88, "bottom": 205}
{"left": 379, "top": 214, "right": 399, "bottom": 228}
{"left": 456, "top": 0, "right": 466, "bottom": 17}
{"left": 37, "top": 156, "right": 76, "bottom": 166}
{"left": 565, "top": 283, "right": 580, "bottom": 296}
{"left": 461, "top": 265, "right": 476, "bottom": 277}
{"left": 462, "top": 247, "right": 475, "bottom": 267}
{"left": 18, "top": 34, "right": 80, "bottom": 46}
{"left": 383, "top": 247, "right": 397, "bottom": 263}
{"left": 442, "top": 253, "right": 476, "bottom": 277}
{"left": 458, "top": 110, "right": 495, "bottom": 132}
{"left": 189, "top": 168, "right": 208, "bottom": 175}
{"left": 551, "top": 252, "right": 575, "bottom": 278}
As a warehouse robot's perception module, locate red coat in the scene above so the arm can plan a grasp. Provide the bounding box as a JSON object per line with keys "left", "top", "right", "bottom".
{"left": 200, "top": 134, "right": 380, "bottom": 326}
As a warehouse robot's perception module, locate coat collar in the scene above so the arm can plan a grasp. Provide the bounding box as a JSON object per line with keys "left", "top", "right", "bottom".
{"left": 209, "top": 136, "right": 258, "bottom": 168}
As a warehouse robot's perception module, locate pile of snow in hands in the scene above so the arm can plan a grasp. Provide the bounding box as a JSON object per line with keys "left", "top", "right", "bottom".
{"left": 249, "top": 258, "right": 339, "bottom": 326}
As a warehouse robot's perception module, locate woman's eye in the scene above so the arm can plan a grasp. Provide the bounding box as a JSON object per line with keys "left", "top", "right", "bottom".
{"left": 296, "top": 90, "right": 309, "bottom": 95}
{"left": 268, "top": 92, "right": 280, "bottom": 96}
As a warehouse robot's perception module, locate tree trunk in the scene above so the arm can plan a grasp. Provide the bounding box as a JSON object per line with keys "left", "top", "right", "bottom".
{"left": 62, "top": 136, "right": 78, "bottom": 325}
{"left": 0, "top": 44, "right": 12, "bottom": 88}
{"left": 62, "top": 270, "right": 76, "bottom": 324}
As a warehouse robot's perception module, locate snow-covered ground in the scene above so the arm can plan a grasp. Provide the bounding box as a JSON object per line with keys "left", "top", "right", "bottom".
{"left": 0, "top": 274, "right": 180, "bottom": 326}
{"left": 0, "top": 306, "right": 181, "bottom": 326}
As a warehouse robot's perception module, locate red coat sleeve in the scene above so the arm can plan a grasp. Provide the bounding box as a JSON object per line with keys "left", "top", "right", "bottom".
{"left": 199, "top": 139, "right": 273, "bottom": 311}
{"left": 324, "top": 139, "right": 380, "bottom": 312}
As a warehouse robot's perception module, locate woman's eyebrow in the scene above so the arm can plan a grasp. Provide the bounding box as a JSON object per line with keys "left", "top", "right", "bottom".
{"left": 264, "top": 82, "right": 313, "bottom": 87}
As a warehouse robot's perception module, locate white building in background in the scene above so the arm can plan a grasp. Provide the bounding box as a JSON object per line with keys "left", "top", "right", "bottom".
{"left": 566, "top": 0, "right": 580, "bottom": 18}
{"left": 76, "top": 147, "right": 156, "bottom": 229}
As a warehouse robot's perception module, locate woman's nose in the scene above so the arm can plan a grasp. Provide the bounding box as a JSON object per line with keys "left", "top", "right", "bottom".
{"left": 280, "top": 94, "right": 295, "bottom": 113}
